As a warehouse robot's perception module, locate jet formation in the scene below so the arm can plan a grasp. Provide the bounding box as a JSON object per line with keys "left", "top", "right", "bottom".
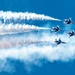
{"left": 53, "top": 18, "right": 75, "bottom": 46}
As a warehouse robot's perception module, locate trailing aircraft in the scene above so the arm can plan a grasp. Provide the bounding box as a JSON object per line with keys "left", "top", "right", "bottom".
{"left": 54, "top": 38, "right": 66, "bottom": 46}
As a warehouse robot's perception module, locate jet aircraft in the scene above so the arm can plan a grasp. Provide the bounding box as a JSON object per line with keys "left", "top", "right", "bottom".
{"left": 52, "top": 26, "right": 63, "bottom": 33}
{"left": 68, "top": 30, "right": 75, "bottom": 38}
{"left": 64, "top": 18, "right": 75, "bottom": 25}
{"left": 54, "top": 38, "right": 66, "bottom": 46}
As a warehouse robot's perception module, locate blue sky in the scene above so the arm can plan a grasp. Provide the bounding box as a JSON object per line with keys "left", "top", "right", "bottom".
{"left": 0, "top": 0, "right": 75, "bottom": 75}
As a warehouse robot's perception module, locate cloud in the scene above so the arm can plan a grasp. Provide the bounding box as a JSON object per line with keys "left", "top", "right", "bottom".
{"left": 0, "top": 30, "right": 75, "bottom": 73}
{"left": 0, "top": 11, "right": 61, "bottom": 23}
{"left": 0, "top": 32, "right": 75, "bottom": 62}
{"left": 0, "top": 60, "right": 15, "bottom": 73}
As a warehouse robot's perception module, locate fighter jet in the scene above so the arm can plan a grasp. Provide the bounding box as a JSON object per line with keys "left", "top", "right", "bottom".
{"left": 64, "top": 18, "right": 75, "bottom": 25}
{"left": 68, "top": 30, "right": 75, "bottom": 38}
{"left": 54, "top": 38, "right": 66, "bottom": 46}
{"left": 51, "top": 25, "right": 63, "bottom": 33}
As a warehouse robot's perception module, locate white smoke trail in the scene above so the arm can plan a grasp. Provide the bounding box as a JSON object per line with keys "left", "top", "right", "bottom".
{"left": 0, "top": 40, "right": 48, "bottom": 48}
{"left": 0, "top": 11, "right": 61, "bottom": 22}
{"left": 0, "top": 23, "right": 50, "bottom": 35}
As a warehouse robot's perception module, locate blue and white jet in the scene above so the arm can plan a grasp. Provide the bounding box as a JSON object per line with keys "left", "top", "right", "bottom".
{"left": 64, "top": 18, "right": 75, "bottom": 25}
{"left": 68, "top": 30, "right": 75, "bottom": 38}
{"left": 52, "top": 25, "right": 63, "bottom": 33}
{"left": 54, "top": 38, "right": 66, "bottom": 46}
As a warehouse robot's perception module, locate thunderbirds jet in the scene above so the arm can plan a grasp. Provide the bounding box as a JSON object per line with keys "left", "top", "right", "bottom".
{"left": 64, "top": 18, "right": 75, "bottom": 25}
{"left": 51, "top": 25, "right": 63, "bottom": 33}
{"left": 68, "top": 30, "right": 75, "bottom": 38}
{"left": 54, "top": 38, "right": 66, "bottom": 46}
